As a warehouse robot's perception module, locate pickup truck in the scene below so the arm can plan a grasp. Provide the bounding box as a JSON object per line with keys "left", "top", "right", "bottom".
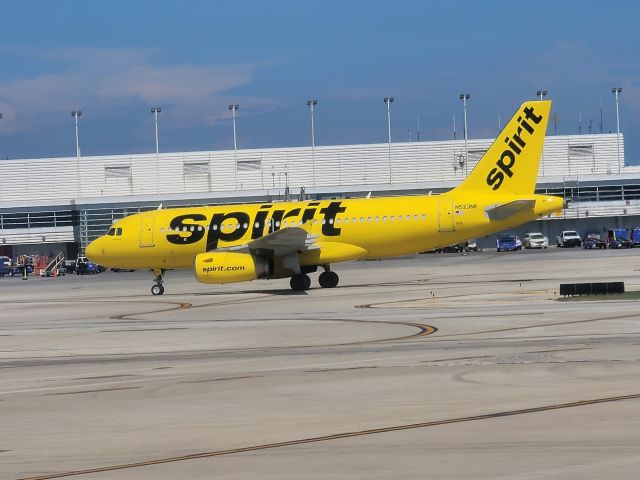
{"left": 556, "top": 230, "right": 581, "bottom": 248}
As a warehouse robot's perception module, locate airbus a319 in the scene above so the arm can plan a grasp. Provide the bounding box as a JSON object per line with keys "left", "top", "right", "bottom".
{"left": 86, "top": 100, "right": 564, "bottom": 295}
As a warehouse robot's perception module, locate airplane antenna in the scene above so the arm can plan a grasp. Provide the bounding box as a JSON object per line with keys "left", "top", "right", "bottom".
{"left": 157, "top": 203, "right": 163, "bottom": 210}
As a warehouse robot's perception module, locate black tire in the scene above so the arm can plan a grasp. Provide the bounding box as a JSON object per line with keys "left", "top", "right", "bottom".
{"left": 319, "top": 271, "right": 339, "bottom": 288}
{"left": 151, "top": 284, "right": 164, "bottom": 295}
{"left": 290, "top": 274, "right": 311, "bottom": 292}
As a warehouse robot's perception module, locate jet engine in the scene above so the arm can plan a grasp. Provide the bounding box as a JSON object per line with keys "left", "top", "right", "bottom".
{"left": 195, "top": 252, "right": 272, "bottom": 284}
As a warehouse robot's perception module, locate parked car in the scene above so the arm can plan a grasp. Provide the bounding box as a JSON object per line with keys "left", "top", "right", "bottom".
{"left": 497, "top": 233, "right": 522, "bottom": 252}
{"left": 0, "top": 256, "right": 13, "bottom": 277}
{"left": 631, "top": 227, "right": 640, "bottom": 247}
{"left": 607, "top": 229, "right": 633, "bottom": 249}
{"left": 556, "top": 230, "right": 582, "bottom": 248}
{"left": 582, "top": 232, "right": 607, "bottom": 249}
{"left": 523, "top": 232, "right": 549, "bottom": 249}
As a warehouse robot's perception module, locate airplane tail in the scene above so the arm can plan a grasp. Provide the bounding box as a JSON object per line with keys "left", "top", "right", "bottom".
{"left": 452, "top": 100, "right": 551, "bottom": 195}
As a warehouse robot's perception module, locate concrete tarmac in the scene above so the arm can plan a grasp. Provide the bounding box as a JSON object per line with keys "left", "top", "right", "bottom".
{"left": 1, "top": 248, "right": 640, "bottom": 479}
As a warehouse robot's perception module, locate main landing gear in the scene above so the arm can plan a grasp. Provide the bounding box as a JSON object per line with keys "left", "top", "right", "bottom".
{"left": 289, "top": 267, "right": 339, "bottom": 292}
{"left": 318, "top": 270, "right": 339, "bottom": 288}
{"left": 151, "top": 269, "right": 165, "bottom": 295}
{"left": 290, "top": 273, "right": 311, "bottom": 292}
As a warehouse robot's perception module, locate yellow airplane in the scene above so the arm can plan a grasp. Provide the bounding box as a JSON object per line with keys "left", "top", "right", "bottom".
{"left": 86, "top": 100, "right": 563, "bottom": 295}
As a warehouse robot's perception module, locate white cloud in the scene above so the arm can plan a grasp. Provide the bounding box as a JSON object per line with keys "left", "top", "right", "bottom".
{"left": 0, "top": 47, "right": 275, "bottom": 132}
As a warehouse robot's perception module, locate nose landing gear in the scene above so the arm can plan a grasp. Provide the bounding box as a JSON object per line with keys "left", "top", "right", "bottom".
{"left": 151, "top": 269, "right": 165, "bottom": 295}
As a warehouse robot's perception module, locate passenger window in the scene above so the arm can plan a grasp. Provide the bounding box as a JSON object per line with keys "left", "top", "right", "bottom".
{"left": 329, "top": 218, "right": 334, "bottom": 224}
{"left": 414, "top": 215, "right": 418, "bottom": 220}
{"left": 375, "top": 216, "right": 379, "bottom": 222}
{"left": 160, "top": 228, "right": 164, "bottom": 233}
{"left": 197, "top": 225, "right": 203, "bottom": 231}
{"left": 213, "top": 224, "right": 218, "bottom": 231}
{"left": 406, "top": 215, "right": 411, "bottom": 221}
{"left": 344, "top": 218, "right": 349, "bottom": 224}
{"left": 254, "top": 222, "right": 260, "bottom": 228}
{"left": 322, "top": 219, "right": 326, "bottom": 225}
{"left": 398, "top": 215, "right": 403, "bottom": 221}
{"left": 382, "top": 216, "right": 387, "bottom": 222}
{"left": 336, "top": 218, "right": 341, "bottom": 224}
{"left": 390, "top": 216, "right": 395, "bottom": 222}
{"left": 360, "top": 217, "right": 365, "bottom": 223}
{"left": 190, "top": 225, "right": 195, "bottom": 232}
{"left": 275, "top": 221, "right": 281, "bottom": 227}
{"left": 367, "top": 217, "right": 372, "bottom": 222}
{"left": 421, "top": 213, "right": 426, "bottom": 219}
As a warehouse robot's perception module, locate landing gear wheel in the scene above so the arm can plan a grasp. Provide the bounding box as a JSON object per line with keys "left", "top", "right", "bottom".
{"left": 318, "top": 270, "right": 339, "bottom": 288}
{"left": 151, "top": 284, "right": 165, "bottom": 296}
{"left": 290, "top": 274, "right": 311, "bottom": 291}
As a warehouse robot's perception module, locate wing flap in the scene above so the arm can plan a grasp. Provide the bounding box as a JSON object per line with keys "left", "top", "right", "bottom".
{"left": 216, "top": 227, "right": 318, "bottom": 257}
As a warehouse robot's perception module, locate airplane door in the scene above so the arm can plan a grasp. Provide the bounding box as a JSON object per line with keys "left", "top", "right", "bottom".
{"left": 139, "top": 213, "right": 155, "bottom": 247}
{"left": 438, "top": 199, "right": 455, "bottom": 232}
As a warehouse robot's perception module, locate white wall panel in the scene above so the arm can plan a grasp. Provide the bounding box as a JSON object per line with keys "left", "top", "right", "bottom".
{"left": 0, "top": 134, "right": 626, "bottom": 204}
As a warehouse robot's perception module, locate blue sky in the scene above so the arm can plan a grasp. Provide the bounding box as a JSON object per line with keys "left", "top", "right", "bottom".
{"left": 0, "top": 0, "right": 639, "bottom": 164}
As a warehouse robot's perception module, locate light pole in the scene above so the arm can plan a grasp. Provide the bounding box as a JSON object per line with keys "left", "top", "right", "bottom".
{"left": 612, "top": 87, "right": 623, "bottom": 173}
{"left": 150, "top": 107, "right": 161, "bottom": 192}
{"left": 307, "top": 99, "right": 317, "bottom": 187}
{"left": 229, "top": 104, "right": 239, "bottom": 190}
{"left": 537, "top": 90, "right": 547, "bottom": 101}
{"left": 384, "top": 97, "right": 394, "bottom": 183}
{"left": 453, "top": 115, "right": 456, "bottom": 140}
{"left": 459, "top": 93, "right": 470, "bottom": 175}
{"left": 71, "top": 111, "right": 82, "bottom": 198}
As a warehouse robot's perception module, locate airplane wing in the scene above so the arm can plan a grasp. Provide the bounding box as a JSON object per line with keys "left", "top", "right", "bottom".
{"left": 216, "top": 227, "right": 319, "bottom": 257}
{"left": 485, "top": 199, "right": 536, "bottom": 221}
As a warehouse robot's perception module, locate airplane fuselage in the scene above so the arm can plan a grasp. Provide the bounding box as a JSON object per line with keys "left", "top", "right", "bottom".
{"left": 88, "top": 192, "right": 563, "bottom": 271}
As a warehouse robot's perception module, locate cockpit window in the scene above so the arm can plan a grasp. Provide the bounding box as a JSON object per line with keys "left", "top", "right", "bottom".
{"left": 116, "top": 227, "right": 123, "bottom": 236}
{"left": 107, "top": 228, "right": 116, "bottom": 236}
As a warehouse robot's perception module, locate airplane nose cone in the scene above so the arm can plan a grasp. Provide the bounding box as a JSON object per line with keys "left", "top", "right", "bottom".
{"left": 85, "top": 238, "right": 100, "bottom": 262}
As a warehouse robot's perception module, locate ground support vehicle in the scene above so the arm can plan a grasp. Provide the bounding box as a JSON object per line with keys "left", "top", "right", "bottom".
{"left": 75, "top": 256, "right": 100, "bottom": 274}
{"left": 583, "top": 232, "right": 607, "bottom": 249}
{"left": 607, "top": 229, "right": 633, "bottom": 249}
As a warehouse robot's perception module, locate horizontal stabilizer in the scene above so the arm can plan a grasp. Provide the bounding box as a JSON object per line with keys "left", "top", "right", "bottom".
{"left": 485, "top": 199, "right": 536, "bottom": 221}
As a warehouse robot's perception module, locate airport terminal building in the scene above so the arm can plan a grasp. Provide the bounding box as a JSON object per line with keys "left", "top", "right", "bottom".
{"left": 0, "top": 132, "right": 638, "bottom": 258}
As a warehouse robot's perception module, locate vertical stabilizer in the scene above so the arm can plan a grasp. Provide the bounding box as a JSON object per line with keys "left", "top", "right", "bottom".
{"left": 454, "top": 101, "right": 551, "bottom": 195}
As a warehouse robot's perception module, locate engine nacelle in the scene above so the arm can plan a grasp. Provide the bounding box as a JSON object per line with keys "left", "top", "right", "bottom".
{"left": 195, "top": 252, "right": 272, "bottom": 284}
